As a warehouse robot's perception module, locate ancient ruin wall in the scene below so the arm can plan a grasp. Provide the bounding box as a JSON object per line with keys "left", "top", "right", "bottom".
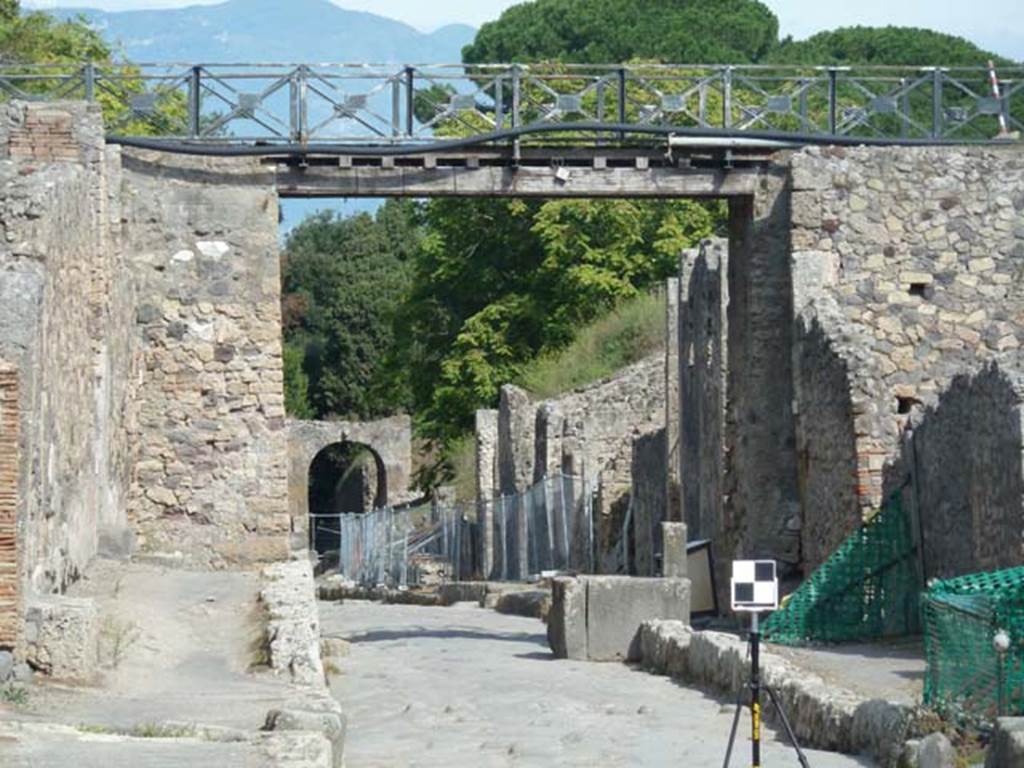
{"left": 909, "top": 365, "right": 1024, "bottom": 580}
{"left": 0, "top": 103, "right": 137, "bottom": 597}
{"left": 678, "top": 240, "right": 729, "bottom": 549}
{"left": 122, "top": 152, "right": 290, "bottom": 566}
{"left": 789, "top": 145, "right": 1024, "bottom": 566}
{"left": 725, "top": 180, "right": 802, "bottom": 573}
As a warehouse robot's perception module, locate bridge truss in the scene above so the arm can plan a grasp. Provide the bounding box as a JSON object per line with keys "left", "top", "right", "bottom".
{"left": 0, "top": 62, "right": 1021, "bottom": 148}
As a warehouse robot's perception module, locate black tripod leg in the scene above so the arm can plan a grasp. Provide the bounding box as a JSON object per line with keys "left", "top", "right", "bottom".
{"left": 721, "top": 685, "right": 746, "bottom": 768}
{"left": 764, "top": 685, "right": 811, "bottom": 768}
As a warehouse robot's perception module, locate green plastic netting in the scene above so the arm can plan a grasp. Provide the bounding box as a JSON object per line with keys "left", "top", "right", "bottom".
{"left": 762, "top": 495, "right": 921, "bottom": 645}
{"left": 923, "top": 566, "right": 1024, "bottom": 721}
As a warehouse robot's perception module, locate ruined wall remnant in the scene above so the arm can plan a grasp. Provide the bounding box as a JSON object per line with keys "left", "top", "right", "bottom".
{"left": 0, "top": 362, "right": 18, "bottom": 648}
{"left": 474, "top": 409, "right": 498, "bottom": 579}
{"left": 0, "top": 102, "right": 138, "bottom": 600}
{"left": 909, "top": 365, "right": 1024, "bottom": 580}
{"left": 664, "top": 277, "right": 681, "bottom": 524}
{"left": 678, "top": 239, "right": 729, "bottom": 550}
{"left": 726, "top": 182, "right": 802, "bottom": 573}
{"left": 486, "top": 356, "right": 666, "bottom": 574}
{"left": 789, "top": 145, "right": 1024, "bottom": 571}
{"left": 122, "top": 151, "right": 289, "bottom": 567}
{"left": 630, "top": 428, "right": 666, "bottom": 577}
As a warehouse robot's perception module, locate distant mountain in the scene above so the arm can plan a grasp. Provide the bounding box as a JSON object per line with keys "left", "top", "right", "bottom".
{"left": 50, "top": 0, "right": 475, "bottom": 63}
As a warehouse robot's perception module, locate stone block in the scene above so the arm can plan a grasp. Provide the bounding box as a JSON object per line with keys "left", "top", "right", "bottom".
{"left": 548, "top": 576, "right": 690, "bottom": 662}
{"left": 0, "top": 649, "right": 12, "bottom": 681}
{"left": 986, "top": 717, "right": 1024, "bottom": 768}
{"left": 917, "top": 732, "right": 955, "bottom": 768}
{"left": 547, "top": 577, "right": 587, "bottom": 660}
{"left": 265, "top": 701, "right": 346, "bottom": 768}
{"left": 585, "top": 576, "right": 690, "bottom": 662}
{"left": 661, "top": 522, "right": 687, "bottom": 578}
{"left": 22, "top": 595, "right": 99, "bottom": 682}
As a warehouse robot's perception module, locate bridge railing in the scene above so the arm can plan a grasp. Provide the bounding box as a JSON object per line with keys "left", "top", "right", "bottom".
{"left": 0, "top": 62, "right": 1020, "bottom": 143}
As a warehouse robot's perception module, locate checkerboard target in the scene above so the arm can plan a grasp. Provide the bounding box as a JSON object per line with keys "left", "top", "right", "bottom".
{"left": 730, "top": 560, "right": 778, "bottom": 612}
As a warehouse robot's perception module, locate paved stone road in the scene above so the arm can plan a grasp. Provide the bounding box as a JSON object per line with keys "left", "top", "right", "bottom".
{"left": 322, "top": 601, "right": 874, "bottom": 768}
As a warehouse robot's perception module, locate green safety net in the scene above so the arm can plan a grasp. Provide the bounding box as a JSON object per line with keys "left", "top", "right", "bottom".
{"left": 923, "top": 566, "right": 1024, "bottom": 721}
{"left": 762, "top": 495, "right": 922, "bottom": 645}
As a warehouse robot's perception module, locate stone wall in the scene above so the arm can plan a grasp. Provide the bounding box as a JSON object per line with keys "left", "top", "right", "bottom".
{"left": 474, "top": 409, "right": 498, "bottom": 579}
{"left": 0, "top": 102, "right": 137, "bottom": 604}
{"left": 789, "top": 145, "right": 1024, "bottom": 570}
{"left": 121, "top": 151, "right": 289, "bottom": 567}
{"left": 908, "top": 364, "right": 1024, "bottom": 580}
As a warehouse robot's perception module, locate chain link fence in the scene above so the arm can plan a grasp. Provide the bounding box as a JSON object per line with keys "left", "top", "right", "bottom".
{"left": 313, "top": 472, "right": 594, "bottom": 588}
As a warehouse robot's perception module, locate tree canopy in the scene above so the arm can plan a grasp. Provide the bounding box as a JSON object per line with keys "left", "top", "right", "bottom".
{"left": 0, "top": 1, "right": 111, "bottom": 64}
{"left": 463, "top": 0, "right": 779, "bottom": 64}
{"left": 282, "top": 201, "right": 420, "bottom": 421}
{"left": 769, "top": 26, "right": 1008, "bottom": 67}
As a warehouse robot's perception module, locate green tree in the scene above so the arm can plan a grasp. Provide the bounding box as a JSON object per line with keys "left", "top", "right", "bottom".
{"left": 388, "top": 197, "right": 717, "bottom": 447}
{"left": 282, "top": 201, "right": 421, "bottom": 421}
{"left": 463, "top": 0, "right": 779, "bottom": 65}
{"left": 768, "top": 26, "right": 1008, "bottom": 67}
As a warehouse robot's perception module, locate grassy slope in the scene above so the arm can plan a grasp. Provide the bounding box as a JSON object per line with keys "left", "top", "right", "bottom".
{"left": 450, "top": 290, "right": 667, "bottom": 499}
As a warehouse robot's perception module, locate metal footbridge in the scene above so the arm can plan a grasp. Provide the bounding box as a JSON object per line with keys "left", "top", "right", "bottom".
{"left": 2, "top": 62, "right": 1021, "bottom": 155}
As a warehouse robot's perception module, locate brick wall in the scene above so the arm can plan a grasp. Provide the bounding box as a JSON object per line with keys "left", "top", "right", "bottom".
{"left": 0, "top": 362, "right": 18, "bottom": 648}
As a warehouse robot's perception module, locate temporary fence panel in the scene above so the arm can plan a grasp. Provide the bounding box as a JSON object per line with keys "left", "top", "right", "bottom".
{"left": 761, "top": 494, "right": 921, "bottom": 645}
{"left": 923, "top": 566, "right": 1024, "bottom": 723}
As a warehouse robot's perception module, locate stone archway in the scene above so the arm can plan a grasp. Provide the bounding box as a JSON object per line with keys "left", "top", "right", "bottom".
{"left": 286, "top": 415, "right": 413, "bottom": 551}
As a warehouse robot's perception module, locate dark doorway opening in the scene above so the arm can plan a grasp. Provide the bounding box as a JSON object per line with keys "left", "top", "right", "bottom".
{"left": 308, "top": 441, "right": 387, "bottom": 558}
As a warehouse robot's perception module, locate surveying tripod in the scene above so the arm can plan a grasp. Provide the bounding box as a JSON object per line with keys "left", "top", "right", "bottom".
{"left": 721, "top": 612, "right": 811, "bottom": 768}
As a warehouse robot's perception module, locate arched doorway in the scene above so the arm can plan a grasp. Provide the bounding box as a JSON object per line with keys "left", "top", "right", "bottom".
{"left": 307, "top": 442, "right": 387, "bottom": 559}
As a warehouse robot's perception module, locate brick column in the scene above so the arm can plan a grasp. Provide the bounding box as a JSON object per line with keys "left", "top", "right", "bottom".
{"left": 0, "top": 362, "right": 19, "bottom": 648}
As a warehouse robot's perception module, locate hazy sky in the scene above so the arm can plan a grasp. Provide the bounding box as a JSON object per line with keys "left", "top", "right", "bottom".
{"left": 23, "top": 0, "right": 1024, "bottom": 60}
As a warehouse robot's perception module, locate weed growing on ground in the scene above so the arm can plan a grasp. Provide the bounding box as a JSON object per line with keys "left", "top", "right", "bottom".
{"left": 0, "top": 683, "right": 27, "bottom": 706}
{"left": 98, "top": 616, "right": 141, "bottom": 669}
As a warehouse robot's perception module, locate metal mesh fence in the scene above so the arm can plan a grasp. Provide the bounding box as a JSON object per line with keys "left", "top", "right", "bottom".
{"left": 314, "top": 472, "right": 593, "bottom": 587}
{"left": 762, "top": 494, "right": 922, "bottom": 645}
{"left": 923, "top": 567, "right": 1024, "bottom": 722}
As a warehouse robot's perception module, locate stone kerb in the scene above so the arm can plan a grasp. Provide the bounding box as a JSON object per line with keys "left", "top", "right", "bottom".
{"left": 638, "top": 621, "right": 912, "bottom": 765}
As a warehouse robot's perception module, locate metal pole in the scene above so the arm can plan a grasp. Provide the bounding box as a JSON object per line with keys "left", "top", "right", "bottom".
{"left": 723, "top": 66, "right": 733, "bottom": 129}
{"left": 828, "top": 68, "right": 838, "bottom": 135}
{"left": 931, "top": 68, "right": 944, "bottom": 139}
{"left": 188, "top": 66, "right": 201, "bottom": 138}
{"left": 617, "top": 66, "right": 627, "bottom": 141}
{"left": 404, "top": 66, "right": 415, "bottom": 137}
{"left": 83, "top": 62, "right": 95, "bottom": 102}
{"left": 751, "top": 612, "right": 761, "bottom": 768}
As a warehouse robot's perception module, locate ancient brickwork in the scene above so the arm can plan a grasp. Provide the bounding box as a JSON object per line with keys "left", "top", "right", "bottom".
{"left": 0, "top": 362, "right": 18, "bottom": 647}
{"left": 790, "top": 145, "right": 1024, "bottom": 569}
{"left": 121, "top": 152, "right": 289, "bottom": 567}
{"left": 0, "top": 102, "right": 137, "bottom": 600}
{"left": 908, "top": 364, "right": 1024, "bottom": 580}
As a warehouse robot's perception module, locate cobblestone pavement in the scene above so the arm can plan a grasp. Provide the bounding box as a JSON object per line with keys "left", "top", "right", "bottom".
{"left": 322, "top": 600, "right": 874, "bottom": 768}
